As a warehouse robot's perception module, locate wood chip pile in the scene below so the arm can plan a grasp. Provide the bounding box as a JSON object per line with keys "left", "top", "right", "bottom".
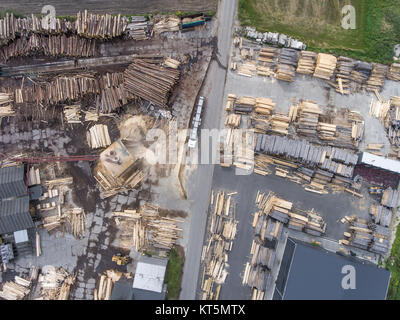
{"left": 113, "top": 203, "right": 183, "bottom": 252}
{"left": 123, "top": 59, "right": 180, "bottom": 107}
{"left": 200, "top": 190, "right": 239, "bottom": 300}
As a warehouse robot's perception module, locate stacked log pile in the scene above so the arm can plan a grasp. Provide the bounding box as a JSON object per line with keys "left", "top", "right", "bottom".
{"left": 381, "top": 187, "right": 399, "bottom": 208}
{"left": 255, "top": 134, "right": 357, "bottom": 178}
{"left": 201, "top": 191, "right": 239, "bottom": 300}
{"left": 38, "top": 266, "right": 75, "bottom": 300}
{"left": 296, "top": 51, "right": 317, "bottom": 75}
{"left": 387, "top": 63, "right": 400, "bottom": 81}
{"left": 370, "top": 205, "right": 392, "bottom": 227}
{"left": 335, "top": 57, "right": 356, "bottom": 94}
{"left": 113, "top": 203, "right": 183, "bottom": 252}
{"left": 153, "top": 17, "right": 180, "bottom": 34}
{"left": 234, "top": 96, "right": 255, "bottom": 114}
{"left": 127, "top": 16, "right": 149, "bottom": 40}
{"left": 296, "top": 100, "right": 322, "bottom": 136}
{"left": 365, "top": 63, "right": 387, "bottom": 92}
{"left": 341, "top": 217, "right": 390, "bottom": 255}
{"left": 276, "top": 48, "right": 298, "bottom": 82}
{"left": 94, "top": 270, "right": 122, "bottom": 300}
{"left": 123, "top": 59, "right": 180, "bottom": 107}
{"left": 76, "top": 11, "right": 128, "bottom": 38}
{"left": 313, "top": 53, "right": 337, "bottom": 80}
{"left": 257, "top": 47, "right": 279, "bottom": 69}
{"left": 0, "top": 276, "right": 30, "bottom": 300}
{"left": 87, "top": 124, "right": 111, "bottom": 149}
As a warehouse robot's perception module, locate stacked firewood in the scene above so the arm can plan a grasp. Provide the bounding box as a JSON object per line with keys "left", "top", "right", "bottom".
{"left": 123, "top": 59, "right": 180, "bottom": 107}
{"left": 200, "top": 190, "right": 238, "bottom": 300}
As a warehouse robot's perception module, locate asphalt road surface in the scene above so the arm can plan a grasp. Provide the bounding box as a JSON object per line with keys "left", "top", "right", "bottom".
{"left": 179, "top": 0, "right": 236, "bottom": 300}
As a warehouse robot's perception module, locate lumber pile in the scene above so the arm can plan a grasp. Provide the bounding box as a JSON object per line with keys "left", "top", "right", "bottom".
{"left": 351, "top": 61, "right": 371, "bottom": 85}
{"left": 257, "top": 47, "right": 279, "bottom": 68}
{"left": 313, "top": 53, "right": 337, "bottom": 80}
{"left": 225, "top": 94, "right": 237, "bottom": 112}
{"left": 123, "top": 59, "right": 180, "bottom": 107}
{"left": 201, "top": 190, "right": 238, "bottom": 300}
{"left": 114, "top": 204, "right": 183, "bottom": 252}
{"left": 42, "top": 207, "right": 86, "bottom": 239}
{"left": 163, "top": 57, "right": 181, "bottom": 69}
{"left": 334, "top": 57, "right": 356, "bottom": 94}
{"left": 63, "top": 105, "right": 82, "bottom": 124}
{"left": 95, "top": 270, "right": 122, "bottom": 300}
{"left": 365, "top": 63, "right": 387, "bottom": 92}
{"left": 369, "top": 98, "right": 390, "bottom": 122}
{"left": 317, "top": 122, "right": 337, "bottom": 141}
{"left": 153, "top": 17, "right": 180, "bottom": 34}
{"left": 234, "top": 96, "right": 255, "bottom": 114}
{"left": 370, "top": 205, "right": 392, "bottom": 227}
{"left": 87, "top": 124, "right": 111, "bottom": 149}
{"left": 237, "top": 61, "right": 257, "bottom": 77}
{"left": 76, "top": 10, "right": 128, "bottom": 38}
{"left": 27, "top": 166, "right": 41, "bottom": 186}
{"left": 387, "top": 63, "right": 400, "bottom": 81}
{"left": 254, "top": 97, "right": 275, "bottom": 115}
{"left": 381, "top": 187, "right": 399, "bottom": 208}
{"left": 0, "top": 277, "right": 30, "bottom": 300}
{"left": 127, "top": 16, "right": 149, "bottom": 40}
{"left": 296, "top": 51, "right": 317, "bottom": 75}
{"left": 38, "top": 266, "right": 75, "bottom": 300}
{"left": 383, "top": 97, "right": 400, "bottom": 148}
{"left": 225, "top": 113, "right": 241, "bottom": 128}
{"left": 342, "top": 217, "right": 390, "bottom": 255}
{"left": 276, "top": 48, "right": 298, "bottom": 82}
{"left": 269, "top": 113, "right": 290, "bottom": 135}
{"left": 256, "top": 65, "right": 274, "bottom": 77}
{"left": 296, "top": 100, "right": 322, "bottom": 136}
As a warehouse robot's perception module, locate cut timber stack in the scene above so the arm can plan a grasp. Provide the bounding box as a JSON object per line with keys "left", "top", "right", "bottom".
{"left": 38, "top": 266, "right": 75, "bottom": 300}
{"left": 94, "top": 271, "right": 122, "bottom": 300}
{"left": 381, "top": 187, "right": 399, "bottom": 208}
{"left": 163, "top": 58, "right": 181, "bottom": 69}
{"left": 335, "top": 57, "right": 356, "bottom": 94}
{"left": 234, "top": 96, "right": 255, "bottom": 114}
{"left": 369, "top": 99, "right": 390, "bottom": 123}
{"left": 127, "top": 16, "right": 149, "bottom": 40}
{"left": 63, "top": 105, "right": 81, "bottom": 124}
{"left": 225, "top": 113, "right": 241, "bottom": 128}
{"left": 237, "top": 61, "right": 257, "bottom": 77}
{"left": 313, "top": 53, "right": 337, "bottom": 80}
{"left": 276, "top": 48, "right": 298, "bottom": 82}
{"left": 270, "top": 113, "right": 290, "bottom": 135}
{"left": 225, "top": 94, "right": 237, "bottom": 112}
{"left": 257, "top": 47, "right": 279, "bottom": 68}
{"left": 296, "top": 51, "right": 317, "bottom": 75}
{"left": 351, "top": 62, "right": 372, "bottom": 85}
{"left": 87, "top": 124, "right": 111, "bottom": 149}
{"left": 76, "top": 10, "right": 128, "bottom": 38}
{"left": 201, "top": 190, "right": 238, "bottom": 300}
{"left": 0, "top": 92, "right": 14, "bottom": 118}
{"left": 0, "top": 278, "right": 30, "bottom": 300}
{"left": 317, "top": 122, "right": 336, "bottom": 141}
{"left": 153, "top": 17, "right": 180, "bottom": 34}
{"left": 296, "top": 100, "right": 322, "bottom": 136}
{"left": 369, "top": 205, "right": 392, "bottom": 227}
{"left": 387, "top": 63, "right": 400, "bottom": 81}
{"left": 123, "top": 59, "right": 180, "bottom": 107}
{"left": 365, "top": 63, "right": 387, "bottom": 92}
{"left": 254, "top": 97, "right": 275, "bottom": 115}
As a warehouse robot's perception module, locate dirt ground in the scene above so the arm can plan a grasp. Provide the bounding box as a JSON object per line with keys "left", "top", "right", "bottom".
{"left": 0, "top": 0, "right": 217, "bottom": 15}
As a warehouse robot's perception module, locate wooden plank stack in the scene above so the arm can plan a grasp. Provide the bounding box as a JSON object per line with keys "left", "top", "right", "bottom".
{"left": 0, "top": 277, "right": 30, "bottom": 300}
{"left": 153, "top": 17, "right": 180, "bottom": 34}
{"left": 387, "top": 63, "right": 400, "bottom": 81}
{"left": 369, "top": 205, "right": 392, "bottom": 227}
{"left": 317, "top": 122, "right": 337, "bottom": 141}
{"left": 254, "top": 97, "right": 275, "bottom": 115}
{"left": 38, "top": 266, "right": 75, "bottom": 300}
{"left": 365, "top": 63, "right": 388, "bottom": 92}
{"left": 269, "top": 113, "right": 290, "bottom": 135}
{"left": 296, "top": 100, "right": 322, "bottom": 136}
{"left": 276, "top": 48, "right": 298, "bottom": 82}
{"left": 127, "top": 16, "right": 149, "bottom": 40}
{"left": 237, "top": 61, "right": 257, "bottom": 77}
{"left": 87, "top": 124, "right": 111, "bottom": 149}
{"left": 63, "top": 105, "right": 82, "bottom": 124}
{"left": 225, "top": 113, "right": 241, "bottom": 128}
{"left": 123, "top": 59, "right": 180, "bottom": 107}
{"left": 234, "top": 96, "right": 255, "bottom": 114}
{"left": 313, "top": 53, "right": 337, "bottom": 80}
{"left": 201, "top": 190, "right": 238, "bottom": 300}
{"left": 381, "top": 187, "right": 399, "bottom": 208}
{"left": 296, "top": 51, "right": 317, "bottom": 75}
{"left": 257, "top": 47, "right": 279, "bottom": 68}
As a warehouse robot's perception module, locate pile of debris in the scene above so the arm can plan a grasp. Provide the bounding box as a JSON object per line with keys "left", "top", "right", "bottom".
{"left": 123, "top": 59, "right": 180, "bottom": 107}
{"left": 200, "top": 190, "right": 239, "bottom": 300}
{"left": 0, "top": 276, "right": 31, "bottom": 300}
{"left": 114, "top": 203, "right": 183, "bottom": 252}
{"left": 37, "top": 266, "right": 75, "bottom": 300}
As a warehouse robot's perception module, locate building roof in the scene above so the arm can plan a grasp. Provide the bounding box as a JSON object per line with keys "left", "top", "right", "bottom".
{"left": 0, "top": 196, "right": 34, "bottom": 234}
{"left": 110, "top": 279, "right": 134, "bottom": 300}
{"left": 0, "top": 165, "right": 26, "bottom": 199}
{"left": 359, "top": 152, "right": 400, "bottom": 175}
{"left": 274, "top": 238, "right": 391, "bottom": 300}
{"left": 132, "top": 256, "right": 168, "bottom": 293}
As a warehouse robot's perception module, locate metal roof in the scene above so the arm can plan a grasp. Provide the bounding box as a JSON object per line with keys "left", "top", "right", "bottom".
{"left": 0, "top": 165, "right": 26, "bottom": 199}
{"left": 0, "top": 196, "right": 34, "bottom": 234}
{"left": 274, "top": 238, "right": 391, "bottom": 300}
{"left": 132, "top": 256, "right": 168, "bottom": 293}
{"left": 359, "top": 152, "right": 400, "bottom": 175}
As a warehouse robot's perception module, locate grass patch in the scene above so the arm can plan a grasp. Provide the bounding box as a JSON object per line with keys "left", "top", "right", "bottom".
{"left": 238, "top": 0, "right": 400, "bottom": 64}
{"left": 386, "top": 222, "right": 400, "bottom": 299}
{"left": 0, "top": 9, "right": 25, "bottom": 18}
{"left": 164, "top": 247, "right": 184, "bottom": 300}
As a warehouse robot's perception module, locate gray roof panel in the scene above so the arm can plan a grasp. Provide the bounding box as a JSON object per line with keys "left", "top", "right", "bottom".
{"left": 0, "top": 196, "right": 34, "bottom": 234}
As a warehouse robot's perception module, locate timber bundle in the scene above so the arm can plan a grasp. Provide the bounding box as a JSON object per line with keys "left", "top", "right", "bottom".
{"left": 113, "top": 203, "right": 183, "bottom": 252}
{"left": 313, "top": 53, "right": 337, "bottom": 80}
{"left": 37, "top": 266, "right": 75, "bottom": 300}
{"left": 0, "top": 276, "right": 31, "bottom": 300}
{"left": 388, "top": 63, "right": 400, "bottom": 81}
{"left": 127, "top": 16, "right": 150, "bottom": 40}
{"left": 94, "top": 270, "right": 123, "bottom": 300}
{"left": 87, "top": 124, "right": 112, "bottom": 149}
{"left": 0, "top": 34, "right": 96, "bottom": 61}
{"left": 255, "top": 134, "right": 357, "bottom": 178}
{"left": 341, "top": 216, "right": 390, "bottom": 255}
{"left": 153, "top": 17, "right": 180, "bottom": 34}
{"left": 370, "top": 205, "right": 392, "bottom": 227}
{"left": 381, "top": 187, "right": 400, "bottom": 208}
{"left": 42, "top": 207, "right": 86, "bottom": 239}
{"left": 382, "top": 96, "right": 400, "bottom": 148}
{"left": 0, "top": 92, "right": 14, "bottom": 118}
{"left": 200, "top": 190, "right": 239, "bottom": 300}
{"left": 123, "top": 59, "right": 180, "bottom": 107}
{"left": 0, "top": 11, "right": 128, "bottom": 44}
{"left": 275, "top": 48, "right": 298, "bottom": 82}
{"left": 296, "top": 51, "right": 317, "bottom": 75}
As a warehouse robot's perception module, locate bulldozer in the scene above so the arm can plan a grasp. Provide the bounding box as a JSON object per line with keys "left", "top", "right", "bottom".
{"left": 112, "top": 253, "right": 130, "bottom": 266}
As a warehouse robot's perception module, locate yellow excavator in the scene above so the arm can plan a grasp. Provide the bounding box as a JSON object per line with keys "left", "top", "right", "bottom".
{"left": 112, "top": 253, "right": 130, "bottom": 266}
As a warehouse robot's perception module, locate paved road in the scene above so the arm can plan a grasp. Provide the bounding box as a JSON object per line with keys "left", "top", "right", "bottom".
{"left": 180, "top": 0, "right": 236, "bottom": 300}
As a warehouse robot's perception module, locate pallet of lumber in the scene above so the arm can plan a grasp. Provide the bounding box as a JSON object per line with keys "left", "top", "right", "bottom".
{"left": 153, "top": 16, "right": 180, "bottom": 34}
{"left": 276, "top": 48, "right": 298, "bottom": 82}
{"left": 76, "top": 10, "right": 128, "bottom": 38}
{"left": 365, "top": 63, "right": 387, "bottom": 92}
{"left": 381, "top": 187, "right": 399, "bottom": 208}
{"left": 369, "top": 205, "right": 392, "bottom": 227}
{"left": 87, "top": 124, "right": 111, "bottom": 149}
{"left": 225, "top": 113, "right": 241, "bottom": 128}
{"left": 387, "top": 63, "right": 400, "bottom": 81}
{"left": 296, "top": 51, "right": 317, "bottom": 75}
{"left": 313, "top": 53, "right": 337, "bottom": 80}
{"left": 237, "top": 62, "right": 257, "bottom": 77}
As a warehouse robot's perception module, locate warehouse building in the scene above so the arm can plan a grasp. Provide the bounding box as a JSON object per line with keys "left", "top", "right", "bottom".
{"left": 273, "top": 238, "right": 391, "bottom": 300}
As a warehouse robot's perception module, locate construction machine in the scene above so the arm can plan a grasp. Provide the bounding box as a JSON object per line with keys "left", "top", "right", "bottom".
{"left": 112, "top": 253, "right": 130, "bottom": 266}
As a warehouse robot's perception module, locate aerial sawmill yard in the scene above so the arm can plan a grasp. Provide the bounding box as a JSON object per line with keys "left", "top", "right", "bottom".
{"left": 0, "top": 0, "right": 400, "bottom": 305}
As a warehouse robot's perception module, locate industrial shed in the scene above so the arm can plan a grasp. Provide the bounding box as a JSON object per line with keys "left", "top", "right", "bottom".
{"left": 359, "top": 152, "right": 400, "bottom": 175}
{"left": 0, "top": 165, "right": 26, "bottom": 199}
{"left": 273, "top": 238, "right": 391, "bottom": 300}
{"left": 0, "top": 196, "right": 34, "bottom": 235}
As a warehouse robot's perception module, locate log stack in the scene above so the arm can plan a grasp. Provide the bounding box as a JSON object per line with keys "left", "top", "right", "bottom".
{"left": 153, "top": 17, "right": 180, "bottom": 34}
{"left": 313, "top": 53, "right": 337, "bottom": 80}
{"left": 381, "top": 187, "right": 399, "bottom": 208}
{"left": 276, "top": 48, "right": 298, "bottom": 82}
{"left": 387, "top": 63, "right": 400, "bottom": 81}
{"left": 76, "top": 10, "right": 128, "bottom": 38}
{"left": 365, "top": 63, "right": 387, "bottom": 92}
{"left": 296, "top": 100, "right": 322, "bottom": 136}
{"left": 296, "top": 51, "right": 317, "bottom": 75}
{"left": 123, "top": 59, "right": 180, "bottom": 107}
